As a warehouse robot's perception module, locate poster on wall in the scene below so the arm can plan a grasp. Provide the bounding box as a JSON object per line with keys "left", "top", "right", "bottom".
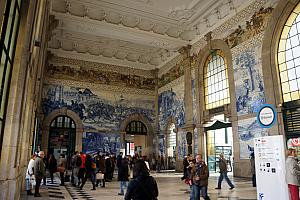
{"left": 233, "top": 44, "right": 265, "bottom": 116}
{"left": 238, "top": 117, "right": 268, "bottom": 159}
{"left": 83, "top": 132, "right": 121, "bottom": 155}
{"left": 254, "top": 135, "right": 289, "bottom": 200}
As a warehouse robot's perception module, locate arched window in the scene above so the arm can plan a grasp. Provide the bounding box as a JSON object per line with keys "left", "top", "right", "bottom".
{"left": 278, "top": 3, "right": 300, "bottom": 102}
{"left": 50, "top": 116, "right": 76, "bottom": 129}
{"left": 204, "top": 50, "right": 230, "bottom": 109}
{"left": 167, "top": 123, "right": 176, "bottom": 158}
{"left": 126, "top": 121, "right": 147, "bottom": 135}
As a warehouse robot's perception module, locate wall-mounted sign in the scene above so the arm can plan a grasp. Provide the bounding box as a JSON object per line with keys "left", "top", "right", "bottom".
{"left": 256, "top": 104, "right": 277, "bottom": 128}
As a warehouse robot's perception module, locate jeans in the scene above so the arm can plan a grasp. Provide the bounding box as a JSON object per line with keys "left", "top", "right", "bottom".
{"left": 217, "top": 172, "right": 234, "bottom": 188}
{"left": 190, "top": 185, "right": 208, "bottom": 200}
{"left": 120, "top": 181, "right": 128, "bottom": 194}
{"left": 81, "top": 171, "right": 96, "bottom": 189}
{"left": 73, "top": 168, "right": 79, "bottom": 185}
{"left": 190, "top": 185, "right": 199, "bottom": 200}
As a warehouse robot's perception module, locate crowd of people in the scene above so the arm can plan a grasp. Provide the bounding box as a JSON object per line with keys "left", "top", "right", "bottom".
{"left": 24, "top": 148, "right": 300, "bottom": 200}
{"left": 181, "top": 153, "right": 235, "bottom": 200}
{"left": 25, "top": 150, "right": 159, "bottom": 199}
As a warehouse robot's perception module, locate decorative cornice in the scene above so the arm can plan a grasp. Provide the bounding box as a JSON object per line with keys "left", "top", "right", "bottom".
{"left": 44, "top": 77, "right": 156, "bottom": 96}
{"left": 212, "top": 0, "right": 268, "bottom": 39}
{"left": 164, "top": 0, "right": 273, "bottom": 73}
{"left": 49, "top": 56, "right": 156, "bottom": 78}
{"left": 46, "top": 63, "right": 156, "bottom": 91}
{"left": 231, "top": 32, "right": 264, "bottom": 57}
{"left": 191, "top": 0, "right": 267, "bottom": 52}
{"left": 223, "top": 7, "right": 273, "bottom": 48}
{"left": 158, "top": 54, "right": 183, "bottom": 77}
{"left": 158, "top": 76, "right": 184, "bottom": 94}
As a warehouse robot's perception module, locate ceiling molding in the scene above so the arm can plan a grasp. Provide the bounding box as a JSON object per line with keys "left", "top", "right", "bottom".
{"left": 48, "top": 48, "right": 158, "bottom": 71}
{"left": 48, "top": 0, "right": 260, "bottom": 71}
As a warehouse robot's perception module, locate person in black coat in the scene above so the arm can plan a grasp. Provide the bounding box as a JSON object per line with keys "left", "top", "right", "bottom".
{"left": 125, "top": 160, "right": 158, "bottom": 200}
{"left": 48, "top": 154, "right": 57, "bottom": 183}
{"left": 118, "top": 157, "right": 129, "bottom": 195}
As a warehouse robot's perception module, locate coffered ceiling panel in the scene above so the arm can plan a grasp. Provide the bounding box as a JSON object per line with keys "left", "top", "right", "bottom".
{"left": 48, "top": 0, "right": 256, "bottom": 70}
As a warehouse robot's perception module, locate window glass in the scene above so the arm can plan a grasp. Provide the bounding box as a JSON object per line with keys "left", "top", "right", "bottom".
{"left": 9, "top": 9, "right": 19, "bottom": 58}
{"left": 4, "top": 0, "right": 16, "bottom": 48}
{"left": 0, "top": 61, "right": 10, "bottom": 118}
{"left": 204, "top": 50, "right": 230, "bottom": 109}
{"left": 278, "top": 4, "right": 300, "bottom": 102}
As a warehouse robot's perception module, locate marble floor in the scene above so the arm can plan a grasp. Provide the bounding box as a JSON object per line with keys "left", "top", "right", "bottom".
{"left": 20, "top": 172, "right": 257, "bottom": 200}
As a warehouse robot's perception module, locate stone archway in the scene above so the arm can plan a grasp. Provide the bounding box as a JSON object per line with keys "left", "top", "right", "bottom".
{"left": 194, "top": 38, "right": 237, "bottom": 160}
{"left": 261, "top": 0, "right": 299, "bottom": 136}
{"left": 120, "top": 114, "right": 154, "bottom": 157}
{"left": 41, "top": 108, "right": 84, "bottom": 154}
{"left": 164, "top": 117, "right": 178, "bottom": 169}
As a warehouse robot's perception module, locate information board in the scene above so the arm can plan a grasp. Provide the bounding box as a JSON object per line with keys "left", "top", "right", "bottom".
{"left": 254, "top": 135, "right": 289, "bottom": 200}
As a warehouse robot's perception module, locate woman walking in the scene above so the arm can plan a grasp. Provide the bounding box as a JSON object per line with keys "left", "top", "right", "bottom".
{"left": 58, "top": 154, "right": 67, "bottom": 186}
{"left": 48, "top": 154, "right": 57, "bottom": 184}
{"left": 118, "top": 157, "right": 130, "bottom": 195}
{"left": 125, "top": 160, "right": 158, "bottom": 200}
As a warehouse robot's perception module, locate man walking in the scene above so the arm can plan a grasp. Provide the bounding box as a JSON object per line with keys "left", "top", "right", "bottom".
{"left": 34, "top": 151, "right": 46, "bottom": 197}
{"left": 215, "top": 153, "right": 235, "bottom": 190}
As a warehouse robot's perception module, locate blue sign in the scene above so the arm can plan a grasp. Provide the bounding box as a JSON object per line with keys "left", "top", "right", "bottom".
{"left": 256, "top": 104, "right": 277, "bottom": 128}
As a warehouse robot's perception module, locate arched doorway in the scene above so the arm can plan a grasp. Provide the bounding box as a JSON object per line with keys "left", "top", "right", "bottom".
{"left": 125, "top": 121, "right": 147, "bottom": 157}
{"left": 167, "top": 123, "right": 176, "bottom": 169}
{"left": 48, "top": 116, "right": 76, "bottom": 164}
{"left": 41, "top": 108, "right": 84, "bottom": 157}
{"left": 204, "top": 114, "right": 233, "bottom": 173}
{"left": 120, "top": 114, "right": 154, "bottom": 158}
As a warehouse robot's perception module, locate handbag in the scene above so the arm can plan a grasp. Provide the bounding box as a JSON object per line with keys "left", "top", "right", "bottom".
{"left": 96, "top": 172, "right": 104, "bottom": 180}
{"left": 57, "top": 166, "right": 65, "bottom": 173}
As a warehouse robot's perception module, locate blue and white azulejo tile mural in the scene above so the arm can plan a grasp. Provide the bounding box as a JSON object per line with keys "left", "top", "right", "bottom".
{"left": 177, "top": 130, "right": 187, "bottom": 159}
{"left": 233, "top": 44, "right": 265, "bottom": 116}
{"left": 192, "top": 79, "right": 197, "bottom": 124}
{"left": 82, "top": 132, "right": 121, "bottom": 155}
{"left": 238, "top": 117, "right": 268, "bottom": 159}
{"left": 42, "top": 84, "right": 155, "bottom": 132}
{"left": 158, "top": 82, "right": 185, "bottom": 131}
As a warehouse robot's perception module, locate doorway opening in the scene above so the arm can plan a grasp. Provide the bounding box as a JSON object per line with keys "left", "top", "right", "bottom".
{"left": 167, "top": 123, "right": 176, "bottom": 170}
{"left": 204, "top": 114, "right": 233, "bottom": 173}
{"left": 48, "top": 115, "right": 76, "bottom": 167}
{"left": 125, "top": 121, "right": 147, "bottom": 157}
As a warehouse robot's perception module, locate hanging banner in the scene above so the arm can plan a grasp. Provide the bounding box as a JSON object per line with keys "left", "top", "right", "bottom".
{"left": 254, "top": 135, "right": 289, "bottom": 200}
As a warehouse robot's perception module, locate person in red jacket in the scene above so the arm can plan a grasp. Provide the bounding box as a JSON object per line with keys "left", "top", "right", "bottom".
{"left": 78, "top": 152, "right": 86, "bottom": 186}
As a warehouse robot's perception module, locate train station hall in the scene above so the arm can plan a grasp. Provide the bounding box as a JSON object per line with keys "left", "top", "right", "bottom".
{"left": 0, "top": 0, "right": 300, "bottom": 199}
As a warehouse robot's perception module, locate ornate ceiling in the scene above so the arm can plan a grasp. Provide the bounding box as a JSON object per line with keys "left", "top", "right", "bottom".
{"left": 48, "top": 0, "right": 256, "bottom": 71}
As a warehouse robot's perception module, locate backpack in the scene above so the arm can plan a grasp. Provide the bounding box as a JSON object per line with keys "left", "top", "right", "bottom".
{"left": 76, "top": 156, "right": 82, "bottom": 167}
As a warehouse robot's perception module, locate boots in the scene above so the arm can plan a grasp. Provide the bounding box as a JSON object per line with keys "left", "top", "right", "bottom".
{"left": 91, "top": 184, "right": 96, "bottom": 190}
{"left": 26, "top": 190, "right": 33, "bottom": 195}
